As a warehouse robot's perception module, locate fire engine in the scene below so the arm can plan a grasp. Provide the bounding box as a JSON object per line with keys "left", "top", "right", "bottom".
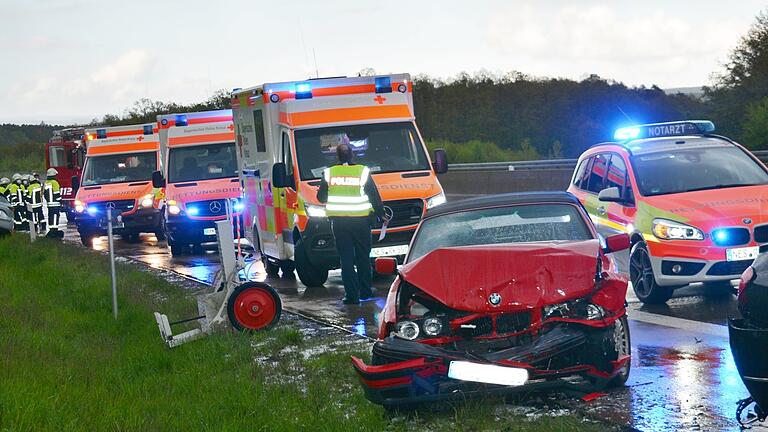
{"left": 45, "top": 128, "right": 86, "bottom": 218}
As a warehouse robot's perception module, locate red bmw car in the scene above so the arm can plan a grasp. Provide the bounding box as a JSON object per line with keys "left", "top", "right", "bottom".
{"left": 352, "top": 192, "right": 632, "bottom": 406}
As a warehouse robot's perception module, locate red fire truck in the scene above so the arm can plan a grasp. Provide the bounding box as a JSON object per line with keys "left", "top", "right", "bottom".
{"left": 45, "top": 128, "right": 86, "bottom": 218}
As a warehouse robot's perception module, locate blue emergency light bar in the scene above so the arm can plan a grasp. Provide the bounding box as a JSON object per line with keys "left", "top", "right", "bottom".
{"left": 295, "top": 83, "right": 312, "bottom": 100}
{"left": 614, "top": 120, "right": 716, "bottom": 141}
{"left": 96, "top": 129, "right": 107, "bottom": 139}
{"left": 375, "top": 77, "right": 392, "bottom": 94}
{"left": 143, "top": 125, "right": 153, "bottom": 135}
{"left": 175, "top": 114, "right": 188, "bottom": 127}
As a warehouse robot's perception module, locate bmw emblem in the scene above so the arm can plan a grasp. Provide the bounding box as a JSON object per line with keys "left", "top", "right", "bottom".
{"left": 743, "top": 218, "right": 753, "bottom": 225}
{"left": 489, "top": 293, "right": 502, "bottom": 306}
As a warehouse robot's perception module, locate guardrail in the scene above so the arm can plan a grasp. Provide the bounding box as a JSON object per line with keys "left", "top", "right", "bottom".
{"left": 448, "top": 150, "right": 768, "bottom": 172}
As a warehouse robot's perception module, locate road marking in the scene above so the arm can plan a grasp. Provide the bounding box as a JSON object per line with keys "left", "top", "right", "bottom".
{"left": 628, "top": 309, "right": 728, "bottom": 338}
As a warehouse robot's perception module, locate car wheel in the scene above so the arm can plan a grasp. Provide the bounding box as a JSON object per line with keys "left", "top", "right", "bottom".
{"left": 154, "top": 227, "right": 166, "bottom": 241}
{"left": 608, "top": 315, "right": 631, "bottom": 387}
{"left": 124, "top": 232, "right": 141, "bottom": 243}
{"left": 630, "top": 242, "right": 674, "bottom": 304}
{"left": 227, "top": 282, "right": 282, "bottom": 331}
{"left": 79, "top": 231, "right": 96, "bottom": 247}
{"left": 279, "top": 260, "right": 296, "bottom": 278}
{"left": 169, "top": 241, "right": 184, "bottom": 257}
{"left": 294, "top": 238, "right": 328, "bottom": 287}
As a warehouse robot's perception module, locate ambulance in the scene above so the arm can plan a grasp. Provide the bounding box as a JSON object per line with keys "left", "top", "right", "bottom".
{"left": 153, "top": 109, "right": 242, "bottom": 256}
{"left": 568, "top": 120, "right": 768, "bottom": 304}
{"left": 231, "top": 74, "right": 448, "bottom": 287}
{"left": 72, "top": 123, "right": 163, "bottom": 246}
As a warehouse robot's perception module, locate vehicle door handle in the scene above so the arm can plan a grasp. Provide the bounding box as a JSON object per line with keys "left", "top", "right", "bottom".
{"left": 597, "top": 206, "right": 607, "bottom": 215}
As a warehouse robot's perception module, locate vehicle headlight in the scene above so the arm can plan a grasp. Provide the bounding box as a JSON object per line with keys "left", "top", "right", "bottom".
{"left": 652, "top": 218, "right": 704, "bottom": 240}
{"left": 140, "top": 194, "right": 154, "bottom": 208}
{"left": 426, "top": 192, "right": 447, "bottom": 209}
{"left": 394, "top": 321, "right": 419, "bottom": 340}
{"left": 74, "top": 200, "right": 86, "bottom": 213}
{"left": 306, "top": 204, "right": 327, "bottom": 218}
{"left": 544, "top": 300, "right": 605, "bottom": 321}
{"left": 167, "top": 200, "right": 181, "bottom": 216}
{"left": 422, "top": 317, "right": 443, "bottom": 336}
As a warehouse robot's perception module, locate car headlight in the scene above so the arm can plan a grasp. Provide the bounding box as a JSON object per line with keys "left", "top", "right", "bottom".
{"left": 306, "top": 204, "right": 327, "bottom": 218}
{"left": 394, "top": 321, "right": 419, "bottom": 340}
{"left": 167, "top": 200, "right": 181, "bottom": 216}
{"left": 140, "top": 194, "right": 154, "bottom": 208}
{"left": 422, "top": 317, "right": 443, "bottom": 336}
{"left": 652, "top": 218, "right": 704, "bottom": 240}
{"left": 74, "top": 200, "right": 86, "bottom": 213}
{"left": 544, "top": 300, "right": 605, "bottom": 320}
{"left": 426, "top": 192, "right": 446, "bottom": 209}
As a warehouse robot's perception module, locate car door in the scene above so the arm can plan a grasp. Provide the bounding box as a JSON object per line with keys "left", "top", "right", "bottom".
{"left": 603, "top": 154, "right": 637, "bottom": 235}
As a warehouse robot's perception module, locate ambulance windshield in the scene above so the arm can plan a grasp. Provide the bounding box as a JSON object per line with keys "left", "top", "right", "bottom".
{"left": 81, "top": 152, "right": 157, "bottom": 186}
{"left": 294, "top": 122, "right": 430, "bottom": 180}
{"left": 168, "top": 142, "right": 238, "bottom": 183}
{"left": 632, "top": 146, "right": 768, "bottom": 196}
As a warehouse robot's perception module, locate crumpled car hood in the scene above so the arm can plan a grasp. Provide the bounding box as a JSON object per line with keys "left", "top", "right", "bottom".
{"left": 399, "top": 240, "right": 601, "bottom": 312}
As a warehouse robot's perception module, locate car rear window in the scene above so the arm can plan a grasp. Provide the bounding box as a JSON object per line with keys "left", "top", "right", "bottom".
{"left": 408, "top": 204, "right": 592, "bottom": 262}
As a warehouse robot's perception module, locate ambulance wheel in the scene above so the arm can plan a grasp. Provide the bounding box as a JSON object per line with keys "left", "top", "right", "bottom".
{"left": 154, "top": 228, "right": 166, "bottom": 241}
{"left": 124, "top": 232, "right": 141, "bottom": 243}
{"left": 630, "top": 242, "right": 674, "bottom": 304}
{"left": 263, "top": 257, "right": 281, "bottom": 276}
{"left": 169, "top": 241, "right": 184, "bottom": 257}
{"left": 280, "top": 260, "right": 296, "bottom": 278}
{"left": 295, "top": 238, "right": 328, "bottom": 287}
{"left": 227, "top": 282, "right": 282, "bottom": 331}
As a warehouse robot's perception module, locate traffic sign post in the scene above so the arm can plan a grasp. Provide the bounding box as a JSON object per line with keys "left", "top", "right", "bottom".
{"left": 107, "top": 207, "right": 118, "bottom": 319}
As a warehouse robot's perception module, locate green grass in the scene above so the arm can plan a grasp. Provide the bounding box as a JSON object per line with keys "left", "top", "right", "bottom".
{"left": 0, "top": 235, "right": 608, "bottom": 431}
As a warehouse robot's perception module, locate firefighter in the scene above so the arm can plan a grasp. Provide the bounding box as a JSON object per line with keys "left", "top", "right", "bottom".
{"left": 317, "top": 143, "right": 386, "bottom": 304}
{"left": 9, "top": 174, "right": 25, "bottom": 231}
{"left": 44, "top": 168, "right": 63, "bottom": 238}
{"left": 0, "top": 177, "right": 9, "bottom": 200}
{"left": 26, "top": 174, "right": 45, "bottom": 233}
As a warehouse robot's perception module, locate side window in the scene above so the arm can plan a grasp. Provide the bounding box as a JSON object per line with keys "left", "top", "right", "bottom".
{"left": 572, "top": 159, "right": 589, "bottom": 189}
{"left": 586, "top": 153, "right": 608, "bottom": 193}
{"left": 282, "top": 132, "right": 294, "bottom": 179}
{"left": 606, "top": 154, "right": 627, "bottom": 195}
{"left": 253, "top": 110, "right": 266, "bottom": 153}
{"left": 49, "top": 146, "right": 66, "bottom": 167}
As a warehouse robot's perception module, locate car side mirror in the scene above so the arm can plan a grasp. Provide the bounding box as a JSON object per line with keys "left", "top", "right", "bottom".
{"left": 71, "top": 176, "right": 80, "bottom": 193}
{"left": 152, "top": 170, "right": 165, "bottom": 188}
{"left": 604, "top": 233, "right": 630, "bottom": 253}
{"left": 375, "top": 257, "right": 398, "bottom": 275}
{"left": 598, "top": 187, "right": 624, "bottom": 203}
{"left": 272, "top": 163, "right": 290, "bottom": 188}
{"left": 432, "top": 148, "right": 448, "bottom": 174}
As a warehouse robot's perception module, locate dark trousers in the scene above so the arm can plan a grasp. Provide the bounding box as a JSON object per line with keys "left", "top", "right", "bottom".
{"left": 47, "top": 206, "right": 60, "bottom": 231}
{"left": 13, "top": 205, "right": 25, "bottom": 229}
{"left": 330, "top": 216, "right": 372, "bottom": 300}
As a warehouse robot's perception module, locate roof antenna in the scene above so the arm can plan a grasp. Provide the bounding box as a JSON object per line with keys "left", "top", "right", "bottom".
{"left": 617, "top": 106, "right": 634, "bottom": 124}
{"left": 312, "top": 48, "right": 319, "bottom": 79}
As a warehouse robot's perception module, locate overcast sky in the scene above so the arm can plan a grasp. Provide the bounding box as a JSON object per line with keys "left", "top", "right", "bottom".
{"left": 2, "top": 0, "right": 766, "bottom": 125}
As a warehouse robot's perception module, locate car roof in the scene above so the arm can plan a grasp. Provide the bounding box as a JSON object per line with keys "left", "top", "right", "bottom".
{"left": 426, "top": 191, "right": 581, "bottom": 218}
{"left": 588, "top": 135, "right": 735, "bottom": 156}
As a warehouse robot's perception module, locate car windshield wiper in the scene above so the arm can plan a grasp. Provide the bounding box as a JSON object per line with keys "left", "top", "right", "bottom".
{"left": 681, "top": 183, "right": 760, "bottom": 193}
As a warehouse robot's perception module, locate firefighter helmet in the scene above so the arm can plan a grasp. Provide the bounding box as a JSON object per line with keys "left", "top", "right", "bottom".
{"left": 47, "top": 168, "right": 58, "bottom": 177}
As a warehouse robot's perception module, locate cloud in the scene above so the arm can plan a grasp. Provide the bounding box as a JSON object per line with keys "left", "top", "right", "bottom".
{"left": 90, "top": 49, "right": 151, "bottom": 84}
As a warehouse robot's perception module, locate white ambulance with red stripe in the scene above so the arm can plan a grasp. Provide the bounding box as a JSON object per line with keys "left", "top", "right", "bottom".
{"left": 152, "top": 110, "right": 242, "bottom": 256}
{"left": 232, "top": 74, "right": 448, "bottom": 287}
{"left": 72, "top": 123, "right": 163, "bottom": 246}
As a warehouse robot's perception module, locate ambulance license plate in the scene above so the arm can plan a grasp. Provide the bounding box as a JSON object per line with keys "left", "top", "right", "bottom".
{"left": 370, "top": 245, "right": 409, "bottom": 258}
{"left": 203, "top": 228, "right": 217, "bottom": 236}
{"left": 726, "top": 246, "right": 759, "bottom": 262}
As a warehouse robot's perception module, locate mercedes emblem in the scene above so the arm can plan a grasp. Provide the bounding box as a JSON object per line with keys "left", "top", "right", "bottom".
{"left": 106, "top": 202, "right": 116, "bottom": 210}
{"left": 489, "top": 293, "right": 502, "bottom": 306}
{"left": 209, "top": 201, "right": 222, "bottom": 213}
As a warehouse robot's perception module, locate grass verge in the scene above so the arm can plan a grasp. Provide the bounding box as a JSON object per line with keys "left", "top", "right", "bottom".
{"left": 0, "top": 234, "right": 609, "bottom": 431}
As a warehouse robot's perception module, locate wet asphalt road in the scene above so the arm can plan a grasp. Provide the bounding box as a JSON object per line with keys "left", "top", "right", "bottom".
{"left": 61, "top": 215, "right": 764, "bottom": 431}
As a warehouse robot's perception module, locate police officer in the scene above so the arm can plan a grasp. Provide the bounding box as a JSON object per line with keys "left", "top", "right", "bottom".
{"left": 9, "top": 174, "right": 25, "bottom": 231}
{"left": 44, "top": 168, "right": 63, "bottom": 237}
{"left": 26, "top": 174, "right": 45, "bottom": 233}
{"left": 318, "top": 143, "right": 386, "bottom": 304}
{"left": 0, "top": 177, "right": 9, "bottom": 200}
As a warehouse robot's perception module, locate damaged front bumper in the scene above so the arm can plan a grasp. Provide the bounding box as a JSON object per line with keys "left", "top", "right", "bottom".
{"left": 351, "top": 323, "right": 630, "bottom": 406}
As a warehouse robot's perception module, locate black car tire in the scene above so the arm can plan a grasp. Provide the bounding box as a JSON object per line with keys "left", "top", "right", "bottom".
{"left": 169, "top": 241, "right": 184, "bottom": 257}
{"left": 630, "top": 242, "right": 675, "bottom": 304}
{"left": 294, "top": 238, "right": 328, "bottom": 287}
{"left": 154, "top": 228, "right": 166, "bottom": 241}
{"left": 124, "top": 232, "right": 141, "bottom": 243}
{"left": 608, "top": 315, "right": 631, "bottom": 386}
{"left": 280, "top": 260, "right": 296, "bottom": 278}
{"left": 79, "top": 231, "right": 96, "bottom": 247}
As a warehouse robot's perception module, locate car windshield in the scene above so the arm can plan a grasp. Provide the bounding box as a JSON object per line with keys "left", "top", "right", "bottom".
{"left": 408, "top": 204, "right": 592, "bottom": 262}
{"left": 294, "top": 122, "right": 430, "bottom": 180}
{"left": 632, "top": 146, "right": 768, "bottom": 196}
{"left": 168, "top": 142, "right": 237, "bottom": 183}
{"left": 81, "top": 152, "right": 157, "bottom": 186}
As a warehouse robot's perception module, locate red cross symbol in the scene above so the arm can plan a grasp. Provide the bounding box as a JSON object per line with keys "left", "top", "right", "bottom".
{"left": 227, "top": 124, "right": 235, "bottom": 131}
{"left": 136, "top": 136, "right": 144, "bottom": 141}
{"left": 374, "top": 95, "right": 386, "bottom": 104}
